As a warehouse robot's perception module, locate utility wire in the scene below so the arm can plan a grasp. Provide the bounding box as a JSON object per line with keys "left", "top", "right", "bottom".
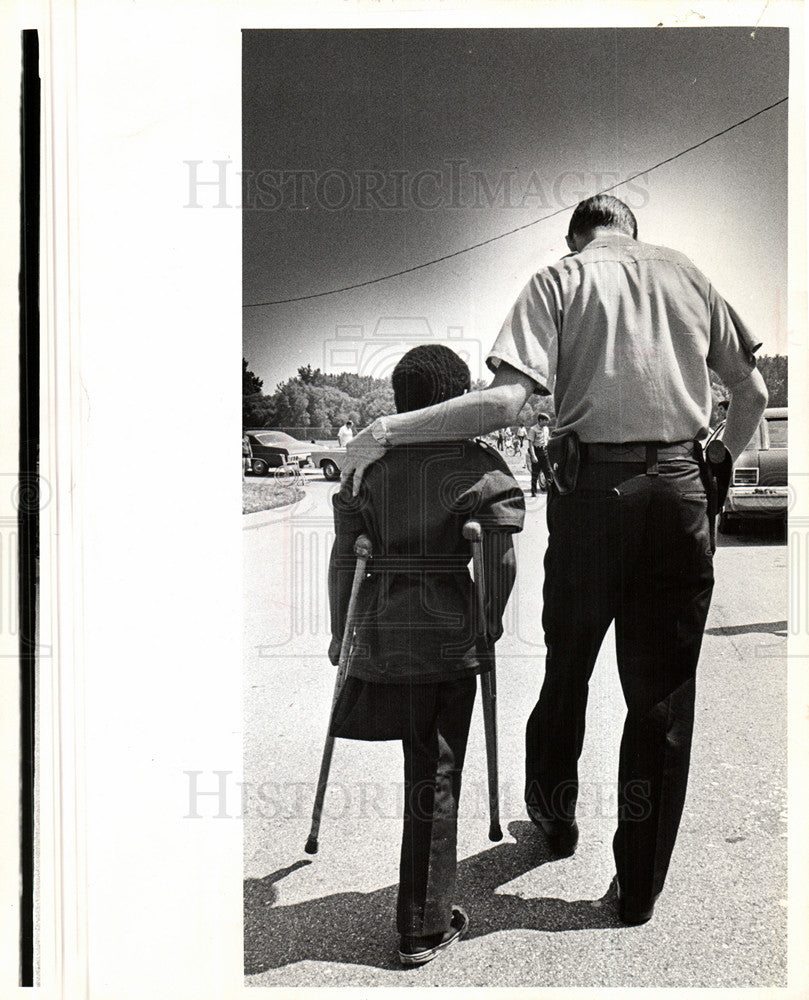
{"left": 243, "top": 95, "right": 787, "bottom": 308}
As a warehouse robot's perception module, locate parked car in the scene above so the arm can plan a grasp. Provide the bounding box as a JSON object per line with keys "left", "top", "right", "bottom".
{"left": 244, "top": 431, "right": 312, "bottom": 476}
{"left": 308, "top": 444, "right": 346, "bottom": 481}
{"left": 706, "top": 406, "right": 788, "bottom": 533}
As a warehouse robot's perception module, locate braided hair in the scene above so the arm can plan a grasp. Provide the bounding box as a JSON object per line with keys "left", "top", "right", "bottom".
{"left": 391, "top": 344, "right": 471, "bottom": 413}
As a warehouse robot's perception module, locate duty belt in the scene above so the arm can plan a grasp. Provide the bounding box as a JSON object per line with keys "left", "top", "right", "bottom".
{"left": 581, "top": 441, "right": 695, "bottom": 476}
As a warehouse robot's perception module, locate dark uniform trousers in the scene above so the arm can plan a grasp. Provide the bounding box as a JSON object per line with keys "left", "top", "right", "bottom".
{"left": 529, "top": 457, "right": 543, "bottom": 495}
{"left": 530, "top": 451, "right": 553, "bottom": 495}
{"left": 397, "top": 676, "right": 477, "bottom": 939}
{"left": 525, "top": 451, "right": 714, "bottom": 911}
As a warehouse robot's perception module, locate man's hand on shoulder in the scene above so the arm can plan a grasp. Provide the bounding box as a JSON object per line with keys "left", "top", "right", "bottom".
{"left": 341, "top": 423, "right": 387, "bottom": 496}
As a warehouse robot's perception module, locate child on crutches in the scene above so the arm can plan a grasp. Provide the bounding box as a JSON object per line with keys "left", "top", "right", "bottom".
{"left": 326, "top": 345, "right": 524, "bottom": 967}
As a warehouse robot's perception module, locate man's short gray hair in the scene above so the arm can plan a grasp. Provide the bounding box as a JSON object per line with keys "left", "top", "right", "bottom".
{"left": 568, "top": 195, "right": 638, "bottom": 240}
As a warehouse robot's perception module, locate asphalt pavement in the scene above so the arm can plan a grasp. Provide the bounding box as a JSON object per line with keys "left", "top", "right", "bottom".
{"left": 242, "top": 464, "right": 788, "bottom": 988}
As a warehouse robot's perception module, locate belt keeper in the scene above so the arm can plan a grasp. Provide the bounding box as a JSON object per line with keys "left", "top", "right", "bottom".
{"left": 645, "top": 443, "right": 659, "bottom": 476}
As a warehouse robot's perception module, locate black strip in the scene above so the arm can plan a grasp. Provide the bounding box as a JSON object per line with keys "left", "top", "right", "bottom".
{"left": 19, "top": 28, "right": 40, "bottom": 988}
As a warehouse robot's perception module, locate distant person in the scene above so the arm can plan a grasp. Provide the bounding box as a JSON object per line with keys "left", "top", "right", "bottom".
{"left": 337, "top": 420, "right": 354, "bottom": 448}
{"left": 526, "top": 413, "right": 552, "bottom": 496}
{"left": 242, "top": 434, "right": 252, "bottom": 477}
{"left": 328, "top": 344, "right": 524, "bottom": 966}
{"left": 517, "top": 423, "right": 527, "bottom": 450}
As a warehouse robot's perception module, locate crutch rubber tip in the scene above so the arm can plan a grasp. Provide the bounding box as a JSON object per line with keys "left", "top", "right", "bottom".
{"left": 488, "top": 824, "right": 503, "bottom": 842}
{"left": 304, "top": 836, "right": 319, "bottom": 855}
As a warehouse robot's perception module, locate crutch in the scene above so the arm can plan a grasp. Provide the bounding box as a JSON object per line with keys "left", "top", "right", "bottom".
{"left": 463, "top": 520, "right": 504, "bottom": 842}
{"left": 304, "top": 533, "right": 373, "bottom": 855}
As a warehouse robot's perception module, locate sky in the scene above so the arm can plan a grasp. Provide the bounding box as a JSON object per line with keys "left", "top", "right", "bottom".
{"left": 242, "top": 27, "right": 789, "bottom": 393}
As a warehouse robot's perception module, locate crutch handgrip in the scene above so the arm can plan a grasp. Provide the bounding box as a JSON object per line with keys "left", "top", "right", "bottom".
{"left": 462, "top": 520, "right": 482, "bottom": 542}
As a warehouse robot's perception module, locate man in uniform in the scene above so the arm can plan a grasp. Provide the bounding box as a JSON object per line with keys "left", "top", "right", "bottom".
{"left": 342, "top": 194, "right": 768, "bottom": 924}
{"left": 526, "top": 412, "right": 552, "bottom": 496}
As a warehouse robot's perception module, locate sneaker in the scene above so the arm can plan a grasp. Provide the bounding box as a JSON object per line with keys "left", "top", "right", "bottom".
{"left": 398, "top": 906, "right": 469, "bottom": 967}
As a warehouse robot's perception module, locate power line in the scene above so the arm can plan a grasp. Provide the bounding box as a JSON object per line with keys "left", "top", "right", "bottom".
{"left": 243, "top": 95, "right": 787, "bottom": 309}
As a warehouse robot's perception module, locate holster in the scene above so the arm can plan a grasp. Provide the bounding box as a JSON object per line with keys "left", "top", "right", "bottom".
{"left": 545, "top": 431, "right": 581, "bottom": 495}
{"left": 697, "top": 438, "right": 732, "bottom": 552}
{"left": 705, "top": 439, "right": 733, "bottom": 510}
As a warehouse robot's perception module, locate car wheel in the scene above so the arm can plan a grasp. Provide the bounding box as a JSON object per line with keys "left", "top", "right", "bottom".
{"left": 252, "top": 459, "right": 269, "bottom": 476}
{"left": 718, "top": 511, "right": 737, "bottom": 534}
{"left": 321, "top": 459, "right": 340, "bottom": 481}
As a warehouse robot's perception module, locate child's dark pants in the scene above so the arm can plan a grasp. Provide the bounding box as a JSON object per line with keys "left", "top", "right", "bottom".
{"left": 397, "top": 675, "right": 477, "bottom": 940}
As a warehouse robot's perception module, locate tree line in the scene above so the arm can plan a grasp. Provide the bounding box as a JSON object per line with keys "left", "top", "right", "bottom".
{"left": 243, "top": 354, "right": 787, "bottom": 439}
{"left": 243, "top": 363, "right": 395, "bottom": 438}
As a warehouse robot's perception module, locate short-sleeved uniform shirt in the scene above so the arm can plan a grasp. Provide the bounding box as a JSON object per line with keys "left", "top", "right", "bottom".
{"left": 487, "top": 233, "right": 760, "bottom": 443}
{"left": 526, "top": 423, "right": 550, "bottom": 455}
{"left": 330, "top": 439, "right": 524, "bottom": 684}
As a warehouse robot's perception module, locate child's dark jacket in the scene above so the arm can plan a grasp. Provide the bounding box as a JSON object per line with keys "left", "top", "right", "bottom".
{"left": 329, "top": 439, "right": 524, "bottom": 687}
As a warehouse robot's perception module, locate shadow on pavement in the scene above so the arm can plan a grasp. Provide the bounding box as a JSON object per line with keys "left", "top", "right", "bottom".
{"left": 244, "top": 821, "right": 622, "bottom": 974}
{"left": 705, "top": 620, "right": 787, "bottom": 637}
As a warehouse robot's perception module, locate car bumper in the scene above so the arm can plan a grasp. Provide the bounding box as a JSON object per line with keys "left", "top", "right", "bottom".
{"left": 725, "top": 486, "right": 788, "bottom": 517}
